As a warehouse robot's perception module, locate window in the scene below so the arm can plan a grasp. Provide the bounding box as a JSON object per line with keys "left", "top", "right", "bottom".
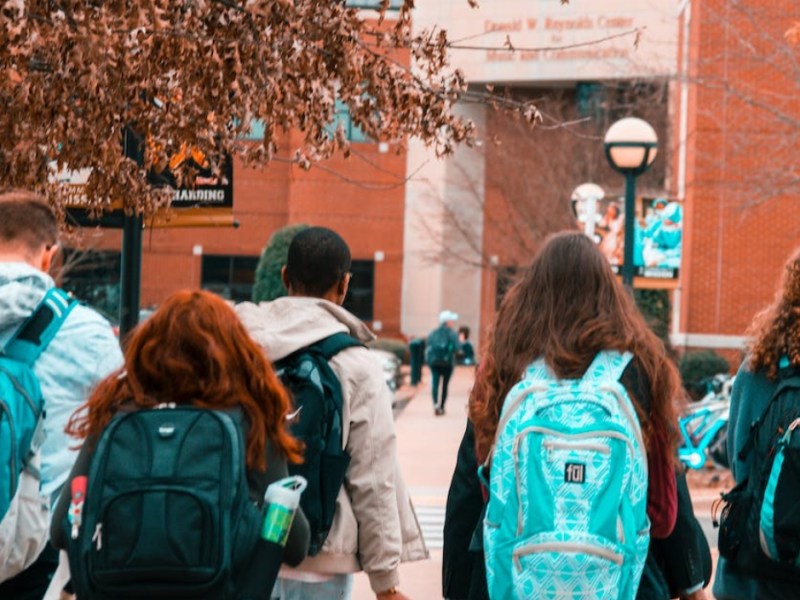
{"left": 201, "top": 255, "right": 260, "bottom": 302}
{"left": 60, "top": 249, "right": 121, "bottom": 322}
{"left": 576, "top": 82, "right": 606, "bottom": 121}
{"left": 343, "top": 260, "right": 375, "bottom": 321}
{"left": 329, "top": 99, "right": 369, "bottom": 143}
{"left": 346, "top": 0, "right": 403, "bottom": 9}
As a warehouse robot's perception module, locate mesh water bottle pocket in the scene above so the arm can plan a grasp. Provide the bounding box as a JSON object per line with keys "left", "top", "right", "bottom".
{"left": 760, "top": 442, "right": 800, "bottom": 563}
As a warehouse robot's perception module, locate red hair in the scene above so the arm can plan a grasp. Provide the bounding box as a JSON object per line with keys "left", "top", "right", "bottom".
{"left": 66, "top": 290, "right": 302, "bottom": 470}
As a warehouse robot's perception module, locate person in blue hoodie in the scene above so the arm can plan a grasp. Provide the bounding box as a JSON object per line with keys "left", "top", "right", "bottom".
{"left": 0, "top": 190, "right": 123, "bottom": 599}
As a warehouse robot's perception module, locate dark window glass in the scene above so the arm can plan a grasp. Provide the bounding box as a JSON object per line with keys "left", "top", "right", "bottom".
{"left": 60, "top": 249, "right": 122, "bottom": 323}
{"left": 201, "top": 255, "right": 259, "bottom": 302}
{"left": 343, "top": 260, "right": 375, "bottom": 321}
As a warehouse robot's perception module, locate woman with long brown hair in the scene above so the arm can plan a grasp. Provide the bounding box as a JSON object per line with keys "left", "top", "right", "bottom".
{"left": 51, "top": 290, "right": 309, "bottom": 597}
{"left": 470, "top": 231, "right": 688, "bottom": 599}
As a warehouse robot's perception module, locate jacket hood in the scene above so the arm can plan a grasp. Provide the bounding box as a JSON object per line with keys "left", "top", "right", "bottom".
{"left": 0, "top": 262, "right": 53, "bottom": 338}
{"left": 235, "top": 296, "right": 375, "bottom": 361}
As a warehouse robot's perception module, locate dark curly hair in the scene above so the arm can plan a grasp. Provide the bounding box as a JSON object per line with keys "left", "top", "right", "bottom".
{"left": 748, "top": 247, "right": 800, "bottom": 379}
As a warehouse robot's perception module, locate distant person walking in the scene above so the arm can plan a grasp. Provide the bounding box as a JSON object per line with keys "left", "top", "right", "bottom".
{"left": 426, "top": 310, "right": 460, "bottom": 416}
{"left": 471, "top": 232, "right": 684, "bottom": 599}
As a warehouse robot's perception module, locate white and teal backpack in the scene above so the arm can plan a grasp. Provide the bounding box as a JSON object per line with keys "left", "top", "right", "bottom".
{"left": 483, "top": 351, "right": 649, "bottom": 599}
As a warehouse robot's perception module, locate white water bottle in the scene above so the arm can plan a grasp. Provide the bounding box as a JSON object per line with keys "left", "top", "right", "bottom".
{"left": 261, "top": 476, "right": 307, "bottom": 547}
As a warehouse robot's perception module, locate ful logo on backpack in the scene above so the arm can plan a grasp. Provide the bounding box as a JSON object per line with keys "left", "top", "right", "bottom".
{"left": 483, "top": 351, "right": 649, "bottom": 600}
{"left": 0, "top": 288, "right": 74, "bottom": 582}
{"left": 276, "top": 332, "right": 362, "bottom": 556}
{"left": 65, "top": 407, "right": 265, "bottom": 600}
{"left": 717, "top": 368, "right": 800, "bottom": 581}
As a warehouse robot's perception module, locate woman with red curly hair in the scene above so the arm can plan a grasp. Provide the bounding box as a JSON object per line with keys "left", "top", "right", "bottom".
{"left": 51, "top": 290, "right": 309, "bottom": 591}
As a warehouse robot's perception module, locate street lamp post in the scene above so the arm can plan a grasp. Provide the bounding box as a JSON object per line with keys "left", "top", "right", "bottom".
{"left": 603, "top": 117, "right": 658, "bottom": 291}
{"left": 571, "top": 182, "right": 606, "bottom": 240}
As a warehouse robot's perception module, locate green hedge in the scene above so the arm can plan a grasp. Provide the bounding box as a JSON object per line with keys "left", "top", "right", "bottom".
{"left": 252, "top": 224, "right": 310, "bottom": 303}
{"left": 679, "top": 350, "right": 731, "bottom": 400}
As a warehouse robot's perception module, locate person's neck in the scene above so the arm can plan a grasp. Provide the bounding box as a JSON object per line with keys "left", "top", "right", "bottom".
{"left": 287, "top": 290, "right": 342, "bottom": 305}
{"left": 0, "top": 252, "right": 37, "bottom": 267}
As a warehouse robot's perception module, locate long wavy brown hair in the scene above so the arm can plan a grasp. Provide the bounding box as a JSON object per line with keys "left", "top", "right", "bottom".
{"left": 748, "top": 247, "right": 800, "bottom": 379}
{"left": 470, "top": 231, "right": 683, "bottom": 461}
{"left": 66, "top": 290, "right": 302, "bottom": 470}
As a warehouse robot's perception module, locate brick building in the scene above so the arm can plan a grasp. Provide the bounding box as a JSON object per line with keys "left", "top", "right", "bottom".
{"left": 62, "top": 0, "right": 799, "bottom": 362}
{"left": 673, "top": 0, "right": 800, "bottom": 365}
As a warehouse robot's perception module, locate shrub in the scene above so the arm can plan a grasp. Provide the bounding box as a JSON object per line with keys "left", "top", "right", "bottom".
{"left": 679, "top": 350, "right": 731, "bottom": 401}
{"left": 252, "top": 224, "right": 310, "bottom": 303}
{"left": 367, "top": 338, "right": 410, "bottom": 364}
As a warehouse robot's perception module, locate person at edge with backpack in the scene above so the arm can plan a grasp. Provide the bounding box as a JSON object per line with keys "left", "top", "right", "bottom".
{"left": 470, "top": 232, "right": 690, "bottom": 600}
{"left": 0, "top": 190, "right": 123, "bottom": 600}
{"left": 51, "top": 290, "right": 311, "bottom": 599}
{"left": 712, "top": 247, "right": 800, "bottom": 600}
{"left": 236, "top": 226, "right": 427, "bottom": 600}
{"left": 426, "top": 310, "right": 460, "bottom": 416}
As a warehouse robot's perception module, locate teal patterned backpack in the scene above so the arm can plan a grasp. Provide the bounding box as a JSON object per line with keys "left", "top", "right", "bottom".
{"left": 482, "top": 351, "right": 649, "bottom": 599}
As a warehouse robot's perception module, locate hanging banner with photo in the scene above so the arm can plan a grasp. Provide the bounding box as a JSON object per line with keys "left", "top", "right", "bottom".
{"left": 572, "top": 194, "right": 682, "bottom": 282}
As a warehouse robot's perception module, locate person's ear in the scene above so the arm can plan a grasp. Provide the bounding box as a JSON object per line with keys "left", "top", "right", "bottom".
{"left": 40, "top": 244, "right": 59, "bottom": 273}
{"left": 337, "top": 273, "right": 351, "bottom": 302}
{"left": 281, "top": 266, "right": 291, "bottom": 293}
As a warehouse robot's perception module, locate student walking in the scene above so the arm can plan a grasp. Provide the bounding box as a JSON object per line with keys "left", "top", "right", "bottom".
{"left": 0, "top": 190, "right": 122, "bottom": 599}
{"left": 713, "top": 247, "right": 800, "bottom": 600}
{"left": 237, "top": 226, "right": 426, "bottom": 600}
{"left": 426, "top": 310, "right": 460, "bottom": 416}
{"left": 51, "top": 290, "right": 310, "bottom": 599}
{"left": 470, "top": 232, "right": 686, "bottom": 599}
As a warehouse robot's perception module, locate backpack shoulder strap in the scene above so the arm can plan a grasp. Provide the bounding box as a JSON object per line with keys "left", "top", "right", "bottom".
{"left": 4, "top": 288, "right": 76, "bottom": 366}
{"left": 582, "top": 350, "right": 633, "bottom": 384}
{"left": 739, "top": 371, "right": 800, "bottom": 461}
{"left": 309, "top": 332, "right": 364, "bottom": 361}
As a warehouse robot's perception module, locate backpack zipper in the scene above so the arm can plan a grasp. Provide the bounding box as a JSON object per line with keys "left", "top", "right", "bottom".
{"left": 92, "top": 523, "right": 103, "bottom": 551}
{"left": 513, "top": 426, "right": 632, "bottom": 535}
{"left": 512, "top": 541, "right": 623, "bottom": 572}
{"left": 0, "top": 399, "right": 17, "bottom": 496}
{"left": 543, "top": 440, "right": 611, "bottom": 460}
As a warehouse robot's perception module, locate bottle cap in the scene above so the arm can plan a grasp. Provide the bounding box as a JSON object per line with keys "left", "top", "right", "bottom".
{"left": 263, "top": 476, "right": 307, "bottom": 511}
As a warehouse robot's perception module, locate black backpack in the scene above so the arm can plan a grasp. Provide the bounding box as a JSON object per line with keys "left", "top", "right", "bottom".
{"left": 717, "top": 369, "right": 800, "bottom": 582}
{"left": 426, "top": 327, "right": 454, "bottom": 368}
{"left": 275, "top": 332, "right": 362, "bottom": 556}
{"left": 65, "top": 406, "right": 274, "bottom": 599}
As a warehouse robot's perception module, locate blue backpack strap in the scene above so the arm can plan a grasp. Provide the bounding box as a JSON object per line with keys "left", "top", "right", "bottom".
{"left": 4, "top": 288, "right": 76, "bottom": 366}
{"left": 583, "top": 350, "right": 634, "bottom": 383}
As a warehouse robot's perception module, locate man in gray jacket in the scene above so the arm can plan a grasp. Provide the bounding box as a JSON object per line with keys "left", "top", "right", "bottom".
{"left": 0, "top": 190, "right": 123, "bottom": 598}
{"left": 237, "top": 227, "right": 426, "bottom": 600}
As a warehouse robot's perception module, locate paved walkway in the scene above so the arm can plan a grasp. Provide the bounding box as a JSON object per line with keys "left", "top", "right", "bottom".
{"left": 352, "top": 366, "right": 476, "bottom": 599}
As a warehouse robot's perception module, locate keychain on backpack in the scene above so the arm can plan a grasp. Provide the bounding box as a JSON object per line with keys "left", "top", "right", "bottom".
{"left": 69, "top": 476, "right": 88, "bottom": 540}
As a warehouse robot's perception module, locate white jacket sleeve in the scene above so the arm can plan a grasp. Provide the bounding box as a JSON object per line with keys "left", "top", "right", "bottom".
{"left": 337, "top": 348, "right": 403, "bottom": 593}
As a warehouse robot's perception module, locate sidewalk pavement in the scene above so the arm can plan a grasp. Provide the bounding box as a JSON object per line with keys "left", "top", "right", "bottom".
{"left": 352, "top": 366, "right": 476, "bottom": 600}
